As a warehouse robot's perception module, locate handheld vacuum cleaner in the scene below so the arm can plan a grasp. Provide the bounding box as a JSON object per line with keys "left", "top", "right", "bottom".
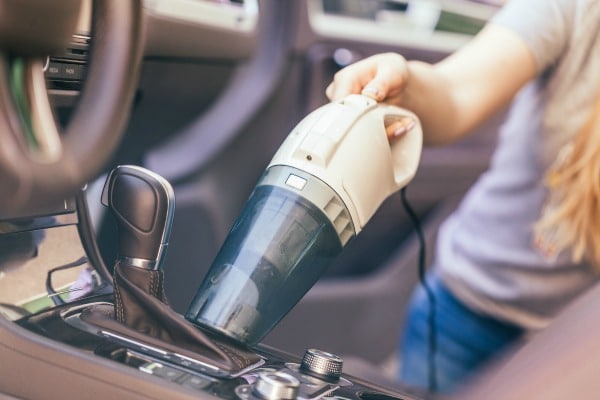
{"left": 186, "top": 94, "right": 423, "bottom": 346}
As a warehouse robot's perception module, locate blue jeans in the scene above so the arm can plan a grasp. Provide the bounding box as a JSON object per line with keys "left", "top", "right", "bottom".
{"left": 399, "top": 272, "right": 524, "bottom": 394}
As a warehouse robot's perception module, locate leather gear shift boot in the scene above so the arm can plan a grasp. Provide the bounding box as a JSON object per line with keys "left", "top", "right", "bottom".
{"left": 80, "top": 261, "right": 263, "bottom": 377}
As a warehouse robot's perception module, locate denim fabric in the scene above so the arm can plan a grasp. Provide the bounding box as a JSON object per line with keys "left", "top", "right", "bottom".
{"left": 398, "top": 272, "right": 524, "bottom": 394}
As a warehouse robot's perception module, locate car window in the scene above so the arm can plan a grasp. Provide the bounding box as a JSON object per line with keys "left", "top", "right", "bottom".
{"left": 320, "top": 0, "right": 502, "bottom": 36}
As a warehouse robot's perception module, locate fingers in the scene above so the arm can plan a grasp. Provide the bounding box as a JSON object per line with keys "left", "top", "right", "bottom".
{"left": 363, "top": 55, "right": 408, "bottom": 101}
{"left": 326, "top": 53, "right": 408, "bottom": 103}
{"left": 385, "top": 115, "right": 416, "bottom": 140}
{"left": 326, "top": 58, "right": 376, "bottom": 101}
{"left": 325, "top": 78, "right": 363, "bottom": 101}
{"left": 361, "top": 78, "right": 389, "bottom": 102}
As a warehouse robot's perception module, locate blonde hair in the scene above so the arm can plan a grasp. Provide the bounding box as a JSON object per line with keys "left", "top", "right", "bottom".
{"left": 534, "top": 98, "right": 600, "bottom": 266}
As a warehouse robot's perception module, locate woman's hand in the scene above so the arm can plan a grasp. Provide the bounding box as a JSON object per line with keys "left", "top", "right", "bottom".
{"left": 326, "top": 53, "right": 409, "bottom": 105}
{"left": 326, "top": 53, "right": 414, "bottom": 139}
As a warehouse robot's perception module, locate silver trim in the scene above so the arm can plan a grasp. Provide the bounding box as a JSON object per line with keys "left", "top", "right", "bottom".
{"left": 101, "top": 330, "right": 169, "bottom": 356}
{"left": 253, "top": 371, "right": 300, "bottom": 400}
{"left": 117, "top": 256, "right": 159, "bottom": 271}
{"left": 300, "top": 349, "right": 343, "bottom": 380}
{"left": 172, "top": 352, "right": 220, "bottom": 372}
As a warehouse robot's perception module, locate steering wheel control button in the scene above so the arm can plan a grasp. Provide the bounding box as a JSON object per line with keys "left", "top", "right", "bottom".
{"left": 252, "top": 371, "right": 300, "bottom": 400}
{"left": 300, "top": 349, "right": 343, "bottom": 381}
{"left": 45, "top": 61, "right": 82, "bottom": 81}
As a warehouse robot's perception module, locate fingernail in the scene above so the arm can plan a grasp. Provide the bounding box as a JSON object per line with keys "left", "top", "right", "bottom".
{"left": 362, "top": 86, "right": 379, "bottom": 98}
{"left": 394, "top": 119, "right": 415, "bottom": 137}
{"left": 393, "top": 126, "right": 406, "bottom": 137}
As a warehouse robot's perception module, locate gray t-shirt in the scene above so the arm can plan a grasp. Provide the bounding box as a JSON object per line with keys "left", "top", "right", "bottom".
{"left": 436, "top": 0, "right": 600, "bottom": 330}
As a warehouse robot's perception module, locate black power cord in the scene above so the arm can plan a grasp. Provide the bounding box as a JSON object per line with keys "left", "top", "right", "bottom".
{"left": 400, "top": 186, "right": 438, "bottom": 392}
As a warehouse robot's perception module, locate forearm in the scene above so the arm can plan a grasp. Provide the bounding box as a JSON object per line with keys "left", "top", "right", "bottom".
{"left": 325, "top": 25, "right": 536, "bottom": 145}
{"left": 401, "top": 60, "right": 466, "bottom": 146}
{"left": 401, "top": 24, "right": 538, "bottom": 147}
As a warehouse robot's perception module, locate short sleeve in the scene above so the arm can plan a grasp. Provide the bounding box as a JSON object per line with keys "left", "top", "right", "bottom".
{"left": 490, "top": 0, "right": 574, "bottom": 72}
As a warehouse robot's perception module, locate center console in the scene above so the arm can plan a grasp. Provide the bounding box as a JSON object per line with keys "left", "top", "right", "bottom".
{"left": 0, "top": 165, "right": 426, "bottom": 400}
{"left": 15, "top": 296, "right": 425, "bottom": 400}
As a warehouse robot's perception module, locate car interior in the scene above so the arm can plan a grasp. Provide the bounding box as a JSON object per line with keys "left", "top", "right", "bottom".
{"left": 2, "top": 1, "right": 600, "bottom": 399}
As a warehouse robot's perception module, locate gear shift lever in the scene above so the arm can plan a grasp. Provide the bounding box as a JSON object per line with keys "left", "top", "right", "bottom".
{"left": 101, "top": 165, "right": 174, "bottom": 270}
{"left": 99, "top": 164, "right": 175, "bottom": 330}
{"left": 80, "top": 165, "right": 263, "bottom": 377}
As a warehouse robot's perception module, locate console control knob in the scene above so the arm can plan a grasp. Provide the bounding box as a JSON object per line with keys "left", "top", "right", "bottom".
{"left": 300, "top": 348, "right": 343, "bottom": 380}
{"left": 253, "top": 371, "right": 300, "bottom": 400}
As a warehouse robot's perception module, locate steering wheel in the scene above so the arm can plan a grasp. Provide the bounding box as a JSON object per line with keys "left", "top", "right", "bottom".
{"left": 0, "top": 0, "right": 143, "bottom": 216}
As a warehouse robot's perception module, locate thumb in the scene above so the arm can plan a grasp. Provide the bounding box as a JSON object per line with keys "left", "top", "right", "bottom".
{"left": 361, "top": 55, "right": 408, "bottom": 102}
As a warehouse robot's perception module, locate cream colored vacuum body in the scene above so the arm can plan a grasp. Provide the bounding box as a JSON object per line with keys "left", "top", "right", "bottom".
{"left": 186, "top": 94, "right": 423, "bottom": 345}
{"left": 268, "top": 94, "right": 422, "bottom": 242}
